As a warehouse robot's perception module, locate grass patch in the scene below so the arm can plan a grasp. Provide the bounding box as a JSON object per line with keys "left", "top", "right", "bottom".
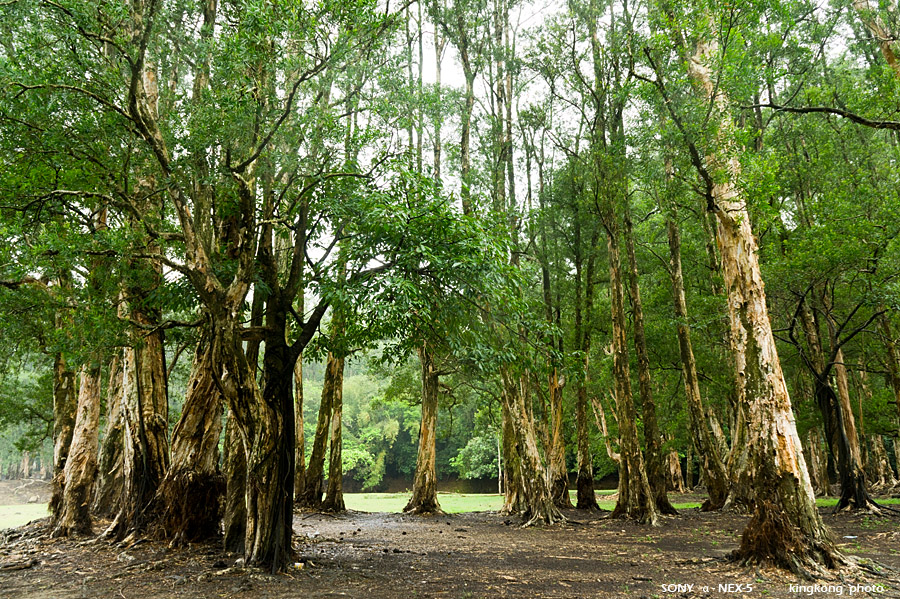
{"left": 0, "top": 503, "right": 48, "bottom": 528}
{"left": 816, "top": 497, "right": 900, "bottom": 507}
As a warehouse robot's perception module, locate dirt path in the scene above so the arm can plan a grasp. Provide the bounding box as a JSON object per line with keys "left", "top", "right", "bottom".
{"left": 1, "top": 505, "right": 898, "bottom": 598}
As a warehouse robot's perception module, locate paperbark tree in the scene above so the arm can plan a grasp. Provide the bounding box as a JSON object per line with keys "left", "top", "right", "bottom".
{"left": 92, "top": 354, "right": 124, "bottom": 517}
{"left": 651, "top": 6, "right": 845, "bottom": 570}
{"left": 51, "top": 363, "right": 101, "bottom": 537}
{"left": 405, "top": 342, "right": 444, "bottom": 514}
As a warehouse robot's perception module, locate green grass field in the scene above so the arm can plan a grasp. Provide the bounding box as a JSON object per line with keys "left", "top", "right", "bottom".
{"left": 0, "top": 503, "right": 49, "bottom": 529}
{"left": 1, "top": 495, "right": 897, "bottom": 527}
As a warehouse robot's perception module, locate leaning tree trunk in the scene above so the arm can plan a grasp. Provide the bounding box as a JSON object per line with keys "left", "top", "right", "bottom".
{"left": 625, "top": 206, "right": 677, "bottom": 515}
{"left": 49, "top": 354, "right": 77, "bottom": 521}
{"left": 52, "top": 363, "right": 101, "bottom": 537}
{"left": 109, "top": 320, "right": 170, "bottom": 540}
{"left": 665, "top": 210, "right": 729, "bottom": 510}
{"left": 405, "top": 343, "right": 443, "bottom": 514}
{"left": 298, "top": 352, "right": 337, "bottom": 508}
{"left": 322, "top": 355, "right": 346, "bottom": 512}
{"left": 500, "top": 367, "right": 562, "bottom": 526}
{"left": 92, "top": 353, "right": 125, "bottom": 517}
{"left": 660, "top": 13, "right": 845, "bottom": 573}
{"left": 607, "top": 226, "right": 658, "bottom": 525}
{"left": 150, "top": 333, "right": 225, "bottom": 544}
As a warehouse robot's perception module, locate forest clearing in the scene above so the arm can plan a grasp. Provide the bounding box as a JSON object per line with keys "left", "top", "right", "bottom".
{"left": 3, "top": 0, "right": 900, "bottom": 595}
{"left": 2, "top": 485, "right": 900, "bottom": 598}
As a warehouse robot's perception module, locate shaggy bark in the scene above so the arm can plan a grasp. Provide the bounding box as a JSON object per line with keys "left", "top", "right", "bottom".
{"left": 626, "top": 206, "right": 676, "bottom": 515}
{"left": 500, "top": 367, "right": 563, "bottom": 526}
{"left": 322, "top": 355, "right": 346, "bottom": 512}
{"left": 299, "top": 353, "right": 337, "bottom": 508}
{"left": 223, "top": 412, "right": 247, "bottom": 553}
{"left": 49, "top": 354, "right": 77, "bottom": 521}
{"left": 52, "top": 364, "right": 101, "bottom": 537}
{"left": 151, "top": 334, "right": 225, "bottom": 544}
{"left": 92, "top": 354, "right": 125, "bottom": 516}
{"left": 500, "top": 396, "right": 526, "bottom": 515}
{"left": 661, "top": 14, "right": 845, "bottom": 572}
{"left": 666, "top": 447, "right": 686, "bottom": 493}
{"left": 405, "top": 343, "right": 443, "bottom": 514}
{"left": 607, "top": 226, "right": 658, "bottom": 525}
{"left": 804, "top": 428, "right": 830, "bottom": 497}
{"left": 109, "top": 321, "right": 170, "bottom": 540}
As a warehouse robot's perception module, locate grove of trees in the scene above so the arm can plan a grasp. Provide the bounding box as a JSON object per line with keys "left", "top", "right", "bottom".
{"left": 1, "top": 0, "right": 899, "bottom": 579}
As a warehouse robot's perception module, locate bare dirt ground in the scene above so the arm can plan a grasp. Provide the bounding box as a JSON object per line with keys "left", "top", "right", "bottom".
{"left": 0, "top": 480, "right": 51, "bottom": 505}
{"left": 1, "top": 493, "right": 899, "bottom": 598}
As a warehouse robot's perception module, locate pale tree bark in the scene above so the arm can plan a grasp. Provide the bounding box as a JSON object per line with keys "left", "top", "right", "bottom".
{"left": 547, "top": 367, "right": 570, "bottom": 508}
{"left": 322, "top": 355, "right": 346, "bottom": 512}
{"left": 49, "top": 353, "right": 77, "bottom": 520}
{"left": 92, "top": 353, "right": 125, "bottom": 516}
{"left": 851, "top": 0, "right": 900, "bottom": 79}
{"left": 666, "top": 446, "right": 686, "bottom": 493}
{"left": 52, "top": 364, "right": 101, "bottom": 537}
{"left": 606, "top": 225, "right": 658, "bottom": 526}
{"left": 804, "top": 428, "right": 830, "bottom": 497}
{"left": 500, "top": 367, "right": 563, "bottom": 525}
{"left": 299, "top": 353, "right": 337, "bottom": 508}
{"left": 109, "top": 325, "right": 170, "bottom": 540}
{"left": 500, "top": 396, "right": 525, "bottom": 515}
{"left": 625, "top": 205, "right": 677, "bottom": 515}
{"left": 405, "top": 343, "right": 444, "bottom": 514}
{"left": 150, "top": 332, "right": 225, "bottom": 543}
{"left": 660, "top": 15, "right": 844, "bottom": 572}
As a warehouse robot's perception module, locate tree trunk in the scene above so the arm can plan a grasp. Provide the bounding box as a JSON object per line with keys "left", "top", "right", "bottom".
{"left": 625, "top": 206, "right": 676, "bottom": 515}
{"left": 500, "top": 396, "right": 525, "bottom": 515}
{"left": 666, "top": 447, "right": 686, "bottom": 493}
{"left": 405, "top": 343, "right": 443, "bottom": 514}
{"left": 322, "top": 356, "right": 346, "bottom": 512}
{"left": 92, "top": 353, "right": 125, "bottom": 516}
{"left": 110, "top": 322, "right": 170, "bottom": 540}
{"left": 607, "top": 227, "right": 658, "bottom": 525}
{"left": 49, "top": 354, "right": 77, "bottom": 520}
{"left": 52, "top": 364, "right": 101, "bottom": 537}
{"left": 298, "top": 352, "right": 337, "bottom": 508}
{"left": 222, "top": 411, "right": 247, "bottom": 554}
{"left": 804, "top": 428, "right": 830, "bottom": 497}
{"left": 665, "top": 211, "right": 729, "bottom": 510}
{"left": 151, "top": 333, "right": 225, "bottom": 544}
{"left": 293, "top": 358, "right": 306, "bottom": 499}
{"left": 500, "top": 367, "right": 562, "bottom": 525}
{"left": 547, "top": 367, "right": 571, "bottom": 509}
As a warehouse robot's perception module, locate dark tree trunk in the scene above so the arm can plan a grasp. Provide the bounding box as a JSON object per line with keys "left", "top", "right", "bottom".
{"left": 405, "top": 343, "right": 443, "bottom": 514}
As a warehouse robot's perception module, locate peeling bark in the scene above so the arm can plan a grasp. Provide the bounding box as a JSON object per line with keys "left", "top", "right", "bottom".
{"left": 405, "top": 343, "right": 443, "bottom": 515}
{"left": 607, "top": 226, "right": 658, "bottom": 526}
{"left": 151, "top": 333, "right": 225, "bottom": 544}
{"left": 92, "top": 354, "right": 125, "bottom": 516}
{"left": 52, "top": 364, "right": 101, "bottom": 537}
{"left": 49, "top": 354, "right": 77, "bottom": 522}
{"left": 298, "top": 353, "right": 337, "bottom": 508}
{"left": 322, "top": 355, "right": 346, "bottom": 512}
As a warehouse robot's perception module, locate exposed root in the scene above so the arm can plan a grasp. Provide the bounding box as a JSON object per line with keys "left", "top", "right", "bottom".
{"left": 147, "top": 470, "right": 225, "bottom": 546}
{"left": 731, "top": 499, "right": 844, "bottom": 580}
